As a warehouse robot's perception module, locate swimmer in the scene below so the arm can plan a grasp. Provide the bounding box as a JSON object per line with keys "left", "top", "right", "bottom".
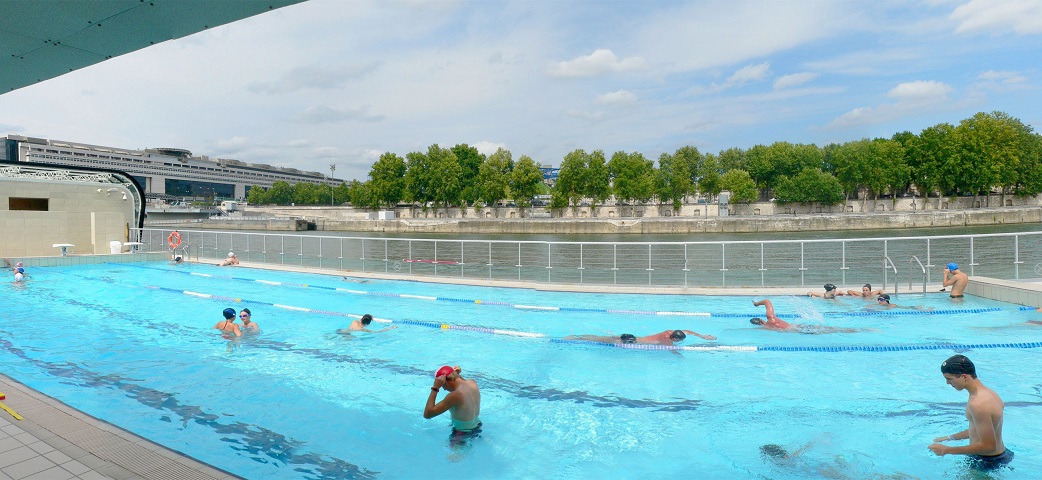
{"left": 929, "top": 355, "right": 1012, "bottom": 471}
{"left": 213, "top": 308, "right": 242, "bottom": 338}
{"left": 873, "top": 294, "right": 932, "bottom": 311}
{"left": 941, "top": 262, "right": 968, "bottom": 298}
{"left": 336, "top": 313, "right": 397, "bottom": 334}
{"left": 846, "top": 283, "right": 884, "bottom": 298}
{"left": 171, "top": 255, "right": 184, "bottom": 265}
{"left": 239, "top": 308, "right": 260, "bottom": 334}
{"left": 424, "top": 365, "right": 482, "bottom": 441}
{"left": 13, "top": 267, "right": 25, "bottom": 283}
{"left": 564, "top": 329, "right": 716, "bottom": 345}
{"left": 807, "top": 283, "right": 844, "bottom": 299}
{"left": 218, "top": 252, "right": 239, "bottom": 267}
{"left": 750, "top": 299, "right": 872, "bottom": 334}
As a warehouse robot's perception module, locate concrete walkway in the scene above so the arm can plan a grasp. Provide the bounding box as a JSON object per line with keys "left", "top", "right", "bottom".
{"left": 0, "top": 374, "right": 237, "bottom": 480}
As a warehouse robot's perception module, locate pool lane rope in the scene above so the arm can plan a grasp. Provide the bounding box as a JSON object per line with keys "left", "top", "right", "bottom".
{"left": 115, "top": 263, "right": 1003, "bottom": 319}
{"left": 41, "top": 269, "right": 1042, "bottom": 353}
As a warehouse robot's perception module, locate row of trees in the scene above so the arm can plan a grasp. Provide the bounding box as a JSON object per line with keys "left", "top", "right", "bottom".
{"left": 247, "top": 111, "right": 1042, "bottom": 209}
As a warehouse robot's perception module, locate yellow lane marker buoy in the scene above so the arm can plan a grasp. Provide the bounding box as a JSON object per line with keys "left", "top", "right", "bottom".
{"left": 0, "top": 392, "right": 23, "bottom": 421}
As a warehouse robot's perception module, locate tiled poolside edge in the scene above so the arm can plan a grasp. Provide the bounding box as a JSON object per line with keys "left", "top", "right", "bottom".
{"left": 968, "top": 276, "right": 1042, "bottom": 308}
{"left": 0, "top": 373, "right": 240, "bottom": 480}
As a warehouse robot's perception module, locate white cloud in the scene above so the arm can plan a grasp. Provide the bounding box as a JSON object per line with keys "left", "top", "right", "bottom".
{"left": 827, "top": 81, "right": 955, "bottom": 129}
{"left": 977, "top": 70, "right": 1028, "bottom": 84}
{"left": 473, "top": 141, "right": 508, "bottom": 156}
{"left": 597, "top": 90, "right": 637, "bottom": 106}
{"left": 249, "top": 62, "right": 381, "bottom": 94}
{"left": 728, "top": 63, "right": 771, "bottom": 85}
{"left": 887, "top": 80, "right": 953, "bottom": 99}
{"left": 773, "top": 72, "right": 818, "bottom": 90}
{"left": 951, "top": 0, "right": 1042, "bottom": 35}
{"left": 547, "top": 49, "right": 646, "bottom": 78}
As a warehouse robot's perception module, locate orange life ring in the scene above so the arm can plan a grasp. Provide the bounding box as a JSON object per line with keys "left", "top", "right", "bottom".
{"left": 167, "top": 231, "right": 182, "bottom": 249}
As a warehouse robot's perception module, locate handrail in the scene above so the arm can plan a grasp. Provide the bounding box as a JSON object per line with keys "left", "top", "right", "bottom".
{"left": 909, "top": 256, "right": 927, "bottom": 293}
{"left": 883, "top": 256, "right": 898, "bottom": 297}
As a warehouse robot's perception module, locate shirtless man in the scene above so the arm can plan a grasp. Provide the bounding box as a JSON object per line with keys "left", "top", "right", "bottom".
{"left": 847, "top": 283, "right": 884, "bottom": 298}
{"left": 218, "top": 252, "right": 240, "bottom": 267}
{"left": 213, "top": 308, "right": 242, "bottom": 338}
{"left": 564, "top": 329, "right": 716, "bottom": 345}
{"left": 424, "top": 365, "right": 482, "bottom": 439}
{"left": 942, "top": 262, "right": 969, "bottom": 298}
{"left": 336, "top": 313, "right": 397, "bottom": 334}
{"left": 239, "top": 308, "right": 260, "bottom": 334}
{"left": 750, "top": 299, "right": 870, "bottom": 334}
{"left": 929, "top": 355, "right": 1012, "bottom": 471}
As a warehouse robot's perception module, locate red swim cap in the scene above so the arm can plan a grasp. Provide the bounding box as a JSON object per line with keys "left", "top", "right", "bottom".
{"left": 435, "top": 365, "right": 454, "bottom": 378}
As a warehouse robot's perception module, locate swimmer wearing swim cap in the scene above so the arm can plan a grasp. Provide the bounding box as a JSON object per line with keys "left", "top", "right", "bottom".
{"left": 808, "top": 283, "right": 843, "bottom": 299}
{"left": 565, "top": 329, "right": 715, "bottom": 345}
{"left": 218, "top": 252, "right": 240, "bottom": 267}
{"left": 213, "top": 308, "right": 242, "bottom": 338}
{"left": 424, "top": 365, "right": 482, "bottom": 437}
{"left": 942, "top": 262, "right": 969, "bottom": 298}
{"left": 929, "top": 355, "right": 1012, "bottom": 470}
{"left": 337, "top": 313, "right": 397, "bottom": 335}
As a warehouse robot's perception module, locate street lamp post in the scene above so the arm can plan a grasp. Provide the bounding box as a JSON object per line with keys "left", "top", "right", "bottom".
{"left": 329, "top": 164, "right": 336, "bottom": 206}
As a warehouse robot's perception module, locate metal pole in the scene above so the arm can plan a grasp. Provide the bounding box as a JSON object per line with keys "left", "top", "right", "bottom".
{"left": 329, "top": 164, "right": 336, "bottom": 206}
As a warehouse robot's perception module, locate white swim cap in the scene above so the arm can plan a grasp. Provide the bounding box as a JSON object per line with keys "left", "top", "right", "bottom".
{"left": 14, "top": 273, "right": 24, "bottom": 282}
{"left": 228, "top": 252, "right": 235, "bottom": 257}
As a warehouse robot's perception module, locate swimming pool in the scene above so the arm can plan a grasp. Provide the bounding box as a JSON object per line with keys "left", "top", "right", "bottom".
{"left": 1, "top": 262, "right": 1040, "bottom": 478}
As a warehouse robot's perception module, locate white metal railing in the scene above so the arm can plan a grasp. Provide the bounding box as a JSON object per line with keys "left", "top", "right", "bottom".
{"left": 909, "top": 256, "right": 927, "bottom": 293}
{"left": 133, "top": 228, "right": 1042, "bottom": 289}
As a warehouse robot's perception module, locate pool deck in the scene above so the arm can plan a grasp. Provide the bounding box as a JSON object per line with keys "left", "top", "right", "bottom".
{"left": 0, "top": 374, "right": 237, "bottom": 480}
{"left": 4, "top": 258, "right": 1042, "bottom": 479}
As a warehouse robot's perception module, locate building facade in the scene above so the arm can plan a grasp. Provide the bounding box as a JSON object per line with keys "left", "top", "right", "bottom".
{"left": 1, "top": 135, "right": 338, "bottom": 201}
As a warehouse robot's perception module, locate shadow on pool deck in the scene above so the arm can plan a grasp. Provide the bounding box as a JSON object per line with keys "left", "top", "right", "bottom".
{"left": 0, "top": 373, "right": 238, "bottom": 480}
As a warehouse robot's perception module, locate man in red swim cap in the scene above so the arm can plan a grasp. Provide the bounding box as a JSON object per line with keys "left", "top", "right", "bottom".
{"left": 424, "top": 365, "right": 482, "bottom": 438}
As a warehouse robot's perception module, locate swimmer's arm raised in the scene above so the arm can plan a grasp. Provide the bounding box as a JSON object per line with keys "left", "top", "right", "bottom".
{"left": 423, "top": 381, "right": 460, "bottom": 419}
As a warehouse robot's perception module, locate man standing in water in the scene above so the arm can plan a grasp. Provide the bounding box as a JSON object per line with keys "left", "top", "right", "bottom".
{"left": 424, "top": 365, "right": 481, "bottom": 441}
{"left": 929, "top": 355, "right": 1012, "bottom": 471}
{"left": 942, "top": 263, "right": 969, "bottom": 298}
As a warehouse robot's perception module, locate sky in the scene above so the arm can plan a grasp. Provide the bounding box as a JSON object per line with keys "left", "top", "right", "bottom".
{"left": 2, "top": 0, "right": 1041, "bottom": 182}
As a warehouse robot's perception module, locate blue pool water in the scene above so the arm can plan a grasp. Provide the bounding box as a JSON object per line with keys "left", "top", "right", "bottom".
{"left": 1, "top": 262, "right": 1040, "bottom": 478}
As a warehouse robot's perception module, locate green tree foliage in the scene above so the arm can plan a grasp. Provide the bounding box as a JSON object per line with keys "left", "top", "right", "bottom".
{"left": 551, "top": 149, "right": 585, "bottom": 208}
{"left": 773, "top": 168, "right": 845, "bottom": 206}
{"left": 953, "top": 111, "right": 1041, "bottom": 206}
{"left": 717, "top": 147, "right": 746, "bottom": 172}
{"left": 246, "top": 185, "right": 267, "bottom": 204}
{"left": 510, "top": 155, "right": 543, "bottom": 209}
{"left": 266, "top": 181, "right": 293, "bottom": 205}
{"left": 608, "top": 151, "right": 655, "bottom": 204}
{"left": 719, "top": 169, "right": 757, "bottom": 203}
{"left": 655, "top": 152, "right": 692, "bottom": 210}
{"left": 368, "top": 152, "right": 407, "bottom": 208}
{"left": 698, "top": 153, "right": 722, "bottom": 200}
{"left": 585, "top": 149, "right": 611, "bottom": 207}
{"left": 426, "top": 144, "right": 463, "bottom": 208}
{"left": 452, "top": 143, "right": 485, "bottom": 205}
{"left": 905, "top": 123, "right": 957, "bottom": 208}
{"left": 477, "top": 148, "right": 512, "bottom": 207}
{"left": 405, "top": 150, "right": 434, "bottom": 207}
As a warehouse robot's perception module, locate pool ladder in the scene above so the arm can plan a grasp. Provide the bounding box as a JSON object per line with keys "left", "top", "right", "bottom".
{"left": 882, "top": 255, "right": 929, "bottom": 298}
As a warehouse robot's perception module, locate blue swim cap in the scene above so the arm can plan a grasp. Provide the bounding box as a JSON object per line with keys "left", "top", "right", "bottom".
{"left": 15, "top": 267, "right": 24, "bottom": 274}
{"left": 947, "top": 263, "right": 958, "bottom": 271}
{"left": 222, "top": 308, "right": 236, "bottom": 319}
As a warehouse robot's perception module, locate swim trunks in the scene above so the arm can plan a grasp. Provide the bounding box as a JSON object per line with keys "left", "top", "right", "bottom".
{"left": 452, "top": 417, "right": 481, "bottom": 432}
{"left": 967, "top": 449, "right": 1013, "bottom": 471}
{"left": 950, "top": 294, "right": 964, "bottom": 298}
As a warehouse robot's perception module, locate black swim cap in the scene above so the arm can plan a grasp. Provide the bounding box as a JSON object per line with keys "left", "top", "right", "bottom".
{"left": 941, "top": 354, "right": 976, "bottom": 377}
{"left": 670, "top": 330, "right": 686, "bottom": 341}
{"left": 750, "top": 318, "right": 765, "bottom": 325}
{"left": 760, "top": 444, "right": 788, "bottom": 459}
{"left": 222, "top": 308, "right": 236, "bottom": 319}
{"left": 824, "top": 283, "right": 836, "bottom": 291}
{"left": 361, "top": 313, "right": 373, "bottom": 325}
{"left": 878, "top": 294, "right": 890, "bottom": 302}
{"left": 620, "top": 334, "right": 637, "bottom": 344}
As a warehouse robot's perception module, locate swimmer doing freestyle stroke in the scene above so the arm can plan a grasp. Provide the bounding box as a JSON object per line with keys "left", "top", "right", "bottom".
{"left": 749, "top": 299, "right": 874, "bottom": 334}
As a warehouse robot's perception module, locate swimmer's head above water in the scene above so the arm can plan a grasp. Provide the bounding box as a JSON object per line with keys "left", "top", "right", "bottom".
{"left": 222, "top": 308, "right": 236, "bottom": 319}
{"left": 360, "top": 313, "right": 373, "bottom": 326}
{"left": 619, "top": 333, "right": 637, "bottom": 343}
{"left": 669, "top": 330, "right": 686, "bottom": 342}
{"left": 877, "top": 294, "right": 891, "bottom": 304}
{"left": 750, "top": 318, "right": 765, "bottom": 325}
{"left": 823, "top": 283, "right": 836, "bottom": 292}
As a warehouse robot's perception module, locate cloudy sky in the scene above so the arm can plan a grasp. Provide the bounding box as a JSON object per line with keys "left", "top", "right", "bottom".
{"left": 1, "top": 0, "right": 1040, "bottom": 181}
